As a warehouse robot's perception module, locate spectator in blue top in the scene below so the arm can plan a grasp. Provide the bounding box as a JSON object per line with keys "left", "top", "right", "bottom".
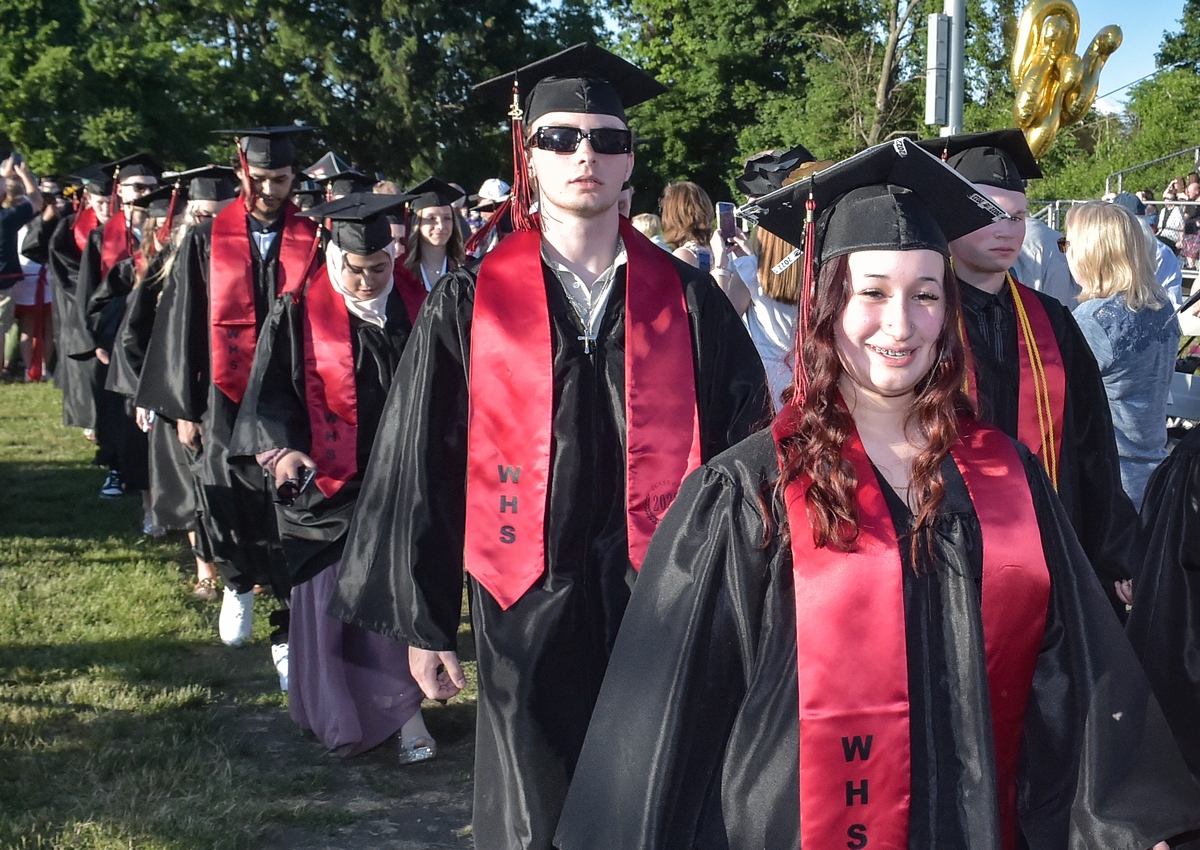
{"left": 0, "top": 155, "right": 44, "bottom": 373}
{"left": 1066, "top": 201, "right": 1180, "bottom": 510}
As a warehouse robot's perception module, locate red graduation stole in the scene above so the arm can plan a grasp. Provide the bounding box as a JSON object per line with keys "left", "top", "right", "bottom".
{"left": 776, "top": 411, "right": 1049, "bottom": 850}
{"left": 209, "top": 202, "right": 317, "bottom": 404}
{"left": 98, "top": 213, "right": 130, "bottom": 281}
{"left": 963, "top": 274, "right": 1066, "bottom": 487}
{"left": 464, "top": 218, "right": 701, "bottom": 609}
{"left": 73, "top": 208, "right": 98, "bottom": 253}
{"left": 393, "top": 260, "right": 427, "bottom": 326}
{"left": 299, "top": 265, "right": 358, "bottom": 498}
{"left": 28, "top": 266, "right": 48, "bottom": 382}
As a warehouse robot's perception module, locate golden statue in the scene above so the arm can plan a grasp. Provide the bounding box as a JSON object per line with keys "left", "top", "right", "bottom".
{"left": 1012, "top": 0, "right": 1122, "bottom": 159}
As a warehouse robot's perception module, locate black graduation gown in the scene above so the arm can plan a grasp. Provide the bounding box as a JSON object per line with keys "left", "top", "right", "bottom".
{"left": 1127, "top": 426, "right": 1200, "bottom": 782}
{"left": 230, "top": 287, "right": 411, "bottom": 585}
{"left": 105, "top": 259, "right": 200, "bottom": 532}
{"left": 46, "top": 214, "right": 97, "bottom": 428}
{"left": 134, "top": 216, "right": 289, "bottom": 595}
{"left": 329, "top": 258, "right": 770, "bottom": 850}
{"left": 555, "top": 429, "right": 1200, "bottom": 850}
{"left": 961, "top": 280, "right": 1137, "bottom": 592}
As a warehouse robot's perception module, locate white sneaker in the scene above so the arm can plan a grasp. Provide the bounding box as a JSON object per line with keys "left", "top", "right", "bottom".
{"left": 218, "top": 587, "right": 255, "bottom": 646}
{"left": 270, "top": 643, "right": 289, "bottom": 692}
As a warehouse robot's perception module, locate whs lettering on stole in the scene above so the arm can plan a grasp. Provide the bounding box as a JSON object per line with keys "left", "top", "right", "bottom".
{"left": 840, "top": 733, "right": 873, "bottom": 849}
{"left": 497, "top": 464, "right": 521, "bottom": 544}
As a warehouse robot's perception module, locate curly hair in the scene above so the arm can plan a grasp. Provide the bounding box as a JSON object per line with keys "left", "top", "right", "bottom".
{"left": 769, "top": 253, "right": 975, "bottom": 562}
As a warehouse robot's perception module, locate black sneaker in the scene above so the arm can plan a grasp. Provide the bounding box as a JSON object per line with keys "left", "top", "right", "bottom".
{"left": 99, "top": 470, "right": 125, "bottom": 499}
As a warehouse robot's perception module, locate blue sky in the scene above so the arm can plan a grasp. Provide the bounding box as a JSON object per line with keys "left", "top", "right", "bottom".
{"left": 1084, "top": 0, "right": 1187, "bottom": 110}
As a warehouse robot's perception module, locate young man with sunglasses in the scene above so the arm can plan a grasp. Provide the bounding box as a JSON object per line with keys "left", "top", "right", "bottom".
{"left": 916, "top": 130, "right": 1137, "bottom": 614}
{"left": 330, "top": 44, "right": 768, "bottom": 850}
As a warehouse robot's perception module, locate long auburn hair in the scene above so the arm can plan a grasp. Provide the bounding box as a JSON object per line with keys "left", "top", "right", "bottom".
{"left": 404, "top": 206, "right": 465, "bottom": 278}
{"left": 771, "top": 252, "right": 975, "bottom": 560}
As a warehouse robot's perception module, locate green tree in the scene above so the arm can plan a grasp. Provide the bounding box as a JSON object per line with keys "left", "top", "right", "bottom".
{"left": 1158, "top": 0, "right": 1200, "bottom": 70}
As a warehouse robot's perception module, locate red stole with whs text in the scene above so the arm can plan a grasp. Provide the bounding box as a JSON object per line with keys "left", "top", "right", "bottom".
{"left": 209, "top": 202, "right": 318, "bottom": 405}
{"left": 464, "top": 219, "right": 702, "bottom": 609}
{"left": 775, "top": 410, "right": 1050, "bottom": 850}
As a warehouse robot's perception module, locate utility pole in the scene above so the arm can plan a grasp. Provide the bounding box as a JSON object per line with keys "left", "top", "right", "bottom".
{"left": 927, "top": 0, "right": 966, "bottom": 135}
{"left": 943, "top": 0, "right": 966, "bottom": 135}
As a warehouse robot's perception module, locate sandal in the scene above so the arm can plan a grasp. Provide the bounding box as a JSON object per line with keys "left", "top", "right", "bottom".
{"left": 398, "top": 735, "right": 437, "bottom": 765}
{"left": 193, "top": 576, "right": 220, "bottom": 602}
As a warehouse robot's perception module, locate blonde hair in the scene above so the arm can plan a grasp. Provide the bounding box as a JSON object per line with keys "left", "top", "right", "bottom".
{"left": 660, "top": 182, "right": 714, "bottom": 248}
{"left": 754, "top": 228, "right": 801, "bottom": 304}
{"left": 1065, "top": 201, "right": 1165, "bottom": 312}
{"left": 631, "top": 213, "right": 661, "bottom": 239}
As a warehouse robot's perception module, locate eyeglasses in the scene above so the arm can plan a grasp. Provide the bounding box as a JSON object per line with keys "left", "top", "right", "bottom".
{"left": 1057, "top": 237, "right": 1069, "bottom": 252}
{"left": 529, "top": 126, "right": 633, "bottom": 155}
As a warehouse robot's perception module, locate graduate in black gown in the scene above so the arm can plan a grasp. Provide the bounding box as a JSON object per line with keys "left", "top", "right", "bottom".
{"left": 914, "top": 131, "right": 1137, "bottom": 609}
{"left": 556, "top": 139, "right": 1200, "bottom": 850}
{"left": 231, "top": 192, "right": 434, "bottom": 759}
{"left": 135, "top": 127, "right": 320, "bottom": 654}
{"left": 71, "top": 154, "right": 161, "bottom": 495}
{"left": 47, "top": 168, "right": 110, "bottom": 430}
{"left": 328, "top": 44, "right": 769, "bottom": 850}
{"left": 1127, "top": 425, "right": 1200, "bottom": 785}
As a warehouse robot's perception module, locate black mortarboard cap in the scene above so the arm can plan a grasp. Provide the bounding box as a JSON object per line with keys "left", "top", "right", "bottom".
{"left": 164, "top": 165, "right": 238, "bottom": 201}
{"left": 131, "top": 184, "right": 181, "bottom": 218}
{"left": 214, "top": 125, "right": 314, "bottom": 170}
{"left": 473, "top": 43, "right": 667, "bottom": 125}
{"left": 292, "top": 178, "right": 324, "bottom": 201}
{"left": 736, "top": 144, "right": 823, "bottom": 197}
{"left": 913, "top": 130, "right": 1042, "bottom": 193}
{"left": 740, "top": 138, "right": 1008, "bottom": 266}
{"left": 303, "top": 151, "right": 354, "bottom": 181}
{"left": 408, "top": 177, "right": 465, "bottom": 212}
{"left": 298, "top": 191, "right": 413, "bottom": 255}
{"left": 101, "top": 153, "right": 162, "bottom": 181}
{"left": 72, "top": 164, "right": 113, "bottom": 196}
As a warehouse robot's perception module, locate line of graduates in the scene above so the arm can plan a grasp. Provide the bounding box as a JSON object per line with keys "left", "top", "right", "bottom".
{"left": 35, "top": 40, "right": 1200, "bottom": 850}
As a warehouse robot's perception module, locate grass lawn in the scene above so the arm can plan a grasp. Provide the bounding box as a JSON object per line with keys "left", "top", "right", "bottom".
{"left": 0, "top": 382, "right": 476, "bottom": 849}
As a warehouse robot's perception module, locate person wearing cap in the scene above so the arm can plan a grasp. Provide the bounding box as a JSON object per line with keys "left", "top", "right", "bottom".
{"left": 47, "top": 166, "right": 111, "bottom": 432}
{"left": 16, "top": 176, "right": 62, "bottom": 381}
{"left": 228, "top": 191, "right": 434, "bottom": 760}
{"left": 329, "top": 43, "right": 768, "bottom": 849}
{"left": 467, "top": 178, "right": 513, "bottom": 256}
{"left": 393, "top": 177, "right": 467, "bottom": 323}
{"left": 917, "top": 130, "right": 1138, "bottom": 612}
{"left": 555, "top": 139, "right": 1200, "bottom": 850}
{"left": 136, "top": 126, "right": 319, "bottom": 655}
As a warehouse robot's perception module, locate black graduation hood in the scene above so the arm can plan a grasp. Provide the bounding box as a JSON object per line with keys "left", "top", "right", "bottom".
{"left": 912, "top": 129, "right": 1042, "bottom": 193}
{"left": 101, "top": 153, "right": 162, "bottom": 181}
{"left": 299, "top": 192, "right": 413, "bottom": 255}
{"left": 214, "top": 125, "right": 315, "bottom": 170}
{"left": 164, "top": 165, "right": 238, "bottom": 202}
{"left": 407, "top": 177, "right": 465, "bottom": 212}
{"left": 473, "top": 43, "right": 667, "bottom": 126}
{"left": 738, "top": 138, "right": 1009, "bottom": 266}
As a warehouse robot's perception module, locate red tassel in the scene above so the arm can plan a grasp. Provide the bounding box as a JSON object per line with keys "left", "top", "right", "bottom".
{"left": 156, "top": 180, "right": 181, "bottom": 246}
{"left": 237, "top": 144, "right": 253, "bottom": 213}
{"left": 794, "top": 194, "right": 817, "bottom": 397}
{"left": 465, "top": 81, "right": 540, "bottom": 255}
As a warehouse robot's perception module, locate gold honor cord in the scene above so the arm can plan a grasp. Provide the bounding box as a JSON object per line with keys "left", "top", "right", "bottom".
{"left": 1008, "top": 273, "right": 1059, "bottom": 488}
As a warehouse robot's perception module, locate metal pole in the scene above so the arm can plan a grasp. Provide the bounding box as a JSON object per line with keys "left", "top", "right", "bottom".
{"left": 941, "top": 0, "right": 966, "bottom": 135}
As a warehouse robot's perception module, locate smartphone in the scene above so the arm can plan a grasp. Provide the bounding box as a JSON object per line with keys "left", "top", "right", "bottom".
{"left": 8, "top": 152, "right": 22, "bottom": 166}
{"left": 275, "top": 465, "right": 316, "bottom": 506}
{"left": 716, "top": 201, "right": 736, "bottom": 242}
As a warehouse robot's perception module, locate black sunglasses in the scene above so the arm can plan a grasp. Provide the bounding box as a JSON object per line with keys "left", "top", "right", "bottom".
{"left": 530, "top": 126, "right": 632, "bottom": 155}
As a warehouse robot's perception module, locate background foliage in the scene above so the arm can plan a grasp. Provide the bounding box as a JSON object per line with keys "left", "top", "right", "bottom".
{"left": 0, "top": 0, "right": 1197, "bottom": 207}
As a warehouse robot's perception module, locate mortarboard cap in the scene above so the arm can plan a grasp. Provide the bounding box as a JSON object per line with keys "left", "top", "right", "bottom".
{"left": 163, "top": 165, "right": 238, "bottom": 202}
{"left": 408, "top": 177, "right": 466, "bottom": 212}
{"left": 739, "top": 138, "right": 1008, "bottom": 267}
{"left": 299, "top": 191, "right": 414, "bottom": 255}
{"left": 214, "top": 125, "right": 314, "bottom": 170}
{"left": 131, "top": 184, "right": 182, "bottom": 219}
{"left": 736, "top": 144, "right": 828, "bottom": 197}
{"left": 473, "top": 42, "right": 667, "bottom": 126}
{"left": 304, "top": 151, "right": 354, "bottom": 181}
{"left": 101, "top": 153, "right": 162, "bottom": 181}
{"left": 912, "top": 130, "right": 1042, "bottom": 194}
{"left": 72, "top": 164, "right": 113, "bottom": 196}
{"left": 292, "top": 178, "right": 324, "bottom": 204}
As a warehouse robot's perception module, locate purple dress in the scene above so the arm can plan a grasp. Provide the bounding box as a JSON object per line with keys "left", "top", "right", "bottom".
{"left": 289, "top": 559, "right": 424, "bottom": 756}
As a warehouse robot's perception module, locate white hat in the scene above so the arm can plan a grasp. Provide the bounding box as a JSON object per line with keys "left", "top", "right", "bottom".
{"left": 471, "top": 178, "right": 511, "bottom": 209}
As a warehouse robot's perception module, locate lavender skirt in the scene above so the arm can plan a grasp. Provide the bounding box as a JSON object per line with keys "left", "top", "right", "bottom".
{"left": 289, "top": 559, "right": 424, "bottom": 756}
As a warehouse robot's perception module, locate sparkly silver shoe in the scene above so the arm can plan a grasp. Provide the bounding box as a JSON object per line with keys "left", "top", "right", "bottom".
{"left": 398, "top": 735, "right": 437, "bottom": 765}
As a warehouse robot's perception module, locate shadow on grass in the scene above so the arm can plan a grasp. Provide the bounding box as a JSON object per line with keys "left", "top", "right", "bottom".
{"left": 0, "top": 459, "right": 146, "bottom": 540}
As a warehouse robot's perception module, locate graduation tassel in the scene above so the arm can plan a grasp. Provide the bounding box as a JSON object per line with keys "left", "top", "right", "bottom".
{"left": 793, "top": 192, "right": 817, "bottom": 400}
{"left": 155, "top": 179, "right": 181, "bottom": 246}
{"left": 237, "top": 144, "right": 253, "bottom": 214}
{"left": 465, "top": 81, "right": 536, "bottom": 256}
